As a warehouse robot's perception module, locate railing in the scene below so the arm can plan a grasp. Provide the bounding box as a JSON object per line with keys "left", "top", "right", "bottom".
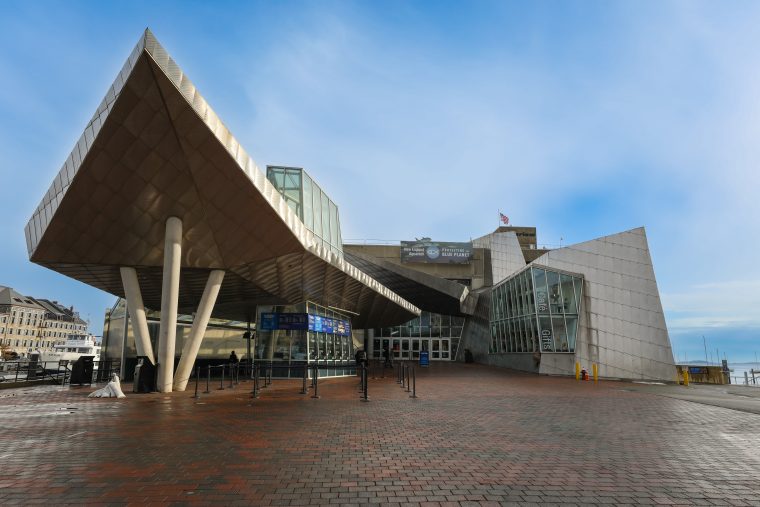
{"left": 0, "top": 359, "right": 120, "bottom": 386}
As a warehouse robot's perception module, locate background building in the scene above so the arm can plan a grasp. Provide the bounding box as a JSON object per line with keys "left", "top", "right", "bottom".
{"left": 0, "top": 285, "right": 88, "bottom": 358}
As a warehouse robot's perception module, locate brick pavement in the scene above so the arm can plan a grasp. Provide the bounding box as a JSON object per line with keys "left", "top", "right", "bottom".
{"left": 1, "top": 362, "right": 759, "bottom": 506}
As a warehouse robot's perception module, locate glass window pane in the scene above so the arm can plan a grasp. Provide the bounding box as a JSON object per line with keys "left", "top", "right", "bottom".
{"left": 533, "top": 268, "right": 549, "bottom": 314}
{"left": 560, "top": 274, "right": 577, "bottom": 314}
{"left": 565, "top": 316, "right": 578, "bottom": 352}
{"left": 547, "top": 270, "right": 562, "bottom": 314}
{"left": 552, "top": 316, "right": 568, "bottom": 352}
{"left": 539, "top": 315, "right": 553, "bottom": 352}
{"left": 574, "top": 277, "right": 583, "bottom": 314}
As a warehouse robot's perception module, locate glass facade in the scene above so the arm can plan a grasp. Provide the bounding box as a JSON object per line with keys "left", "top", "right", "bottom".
{"left": 371, "top": 311, "right": 463, "bottom": 361}
{"left": 101, "top": 299, "right": 250, "bottom": 381}
{"left": 490, "top": 266, "right": 583, "bottom": 354}
{"left": 267, "top": 166, "right": 343, "bottom": 256}
{"left": 256, "top": 301, "right": 355, "bottom": 378}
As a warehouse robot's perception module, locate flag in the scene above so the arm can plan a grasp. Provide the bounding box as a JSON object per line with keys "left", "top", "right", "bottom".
{"left": 499, "top": 212, "right": 509, "bottom": 225}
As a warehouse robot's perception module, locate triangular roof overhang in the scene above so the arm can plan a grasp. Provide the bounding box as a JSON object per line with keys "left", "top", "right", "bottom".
{"left": 25, "top": 29, "right": 419, "bottom": 328}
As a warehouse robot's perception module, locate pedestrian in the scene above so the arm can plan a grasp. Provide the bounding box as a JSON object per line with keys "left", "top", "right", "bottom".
{"left": 229, "top": 350, "right": 239, "bottom": 364}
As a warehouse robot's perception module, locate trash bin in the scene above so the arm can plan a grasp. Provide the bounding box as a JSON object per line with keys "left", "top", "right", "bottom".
{"left": 419, "top": 350, "right": 430, "bottom": 367}
{"left": 70, "top": 356, "right": 95, "bottom": 385}
{"left": 133, "top": 356, "right": 156, "bottom": 393}
{"left": 464, "top": 349, "right": 474, "bottom": 363}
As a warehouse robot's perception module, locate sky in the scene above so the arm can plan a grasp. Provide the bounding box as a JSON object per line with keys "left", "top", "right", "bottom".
{"left": 1, "top": 1, "right": 759, "bottom": 363}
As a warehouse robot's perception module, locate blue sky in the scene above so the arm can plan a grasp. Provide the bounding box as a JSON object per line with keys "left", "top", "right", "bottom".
{"left": 1, "top": 1, "right": 759, "bottom": 363}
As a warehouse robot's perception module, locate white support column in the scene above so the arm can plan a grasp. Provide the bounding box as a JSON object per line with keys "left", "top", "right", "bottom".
{"left": 157, "top": 216, "right": 182, "bottom": 393}
{"left": 173, "top": 269, "right": 225, "bottom": 391}
{"left": 119, "top": 267, "right": 156, "bottom": 365}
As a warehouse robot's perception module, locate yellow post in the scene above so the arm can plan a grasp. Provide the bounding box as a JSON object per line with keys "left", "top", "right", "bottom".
{"left": 592, "top": 364, "right": 598, "bottom": 383}
{"left": 683, "top": 369, "right": 689, "bottom": 386}
{"left": 575, "top": 362, "right": 580, "bottom": 381}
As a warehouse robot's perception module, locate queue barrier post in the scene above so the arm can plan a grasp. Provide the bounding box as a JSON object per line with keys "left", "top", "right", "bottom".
{"left": 193, "top": 366, "right": 200, "bottom": 399}
{"left": 311, "top": 363, "right": 320, "bottom": 399}
{"left": 301, "top": 363, "right": 309, "bottom": 394}
{"left": 410, "top": 367, "right": 417, "bottom": 398}
{"left": 361, "top": 363, "right": 369, "bottom": 402}
{"left": 219, "top": 364, "right": 225, "bottom": 390}
{"left": 205, "top": 366, "right": 211, "bottom": 394}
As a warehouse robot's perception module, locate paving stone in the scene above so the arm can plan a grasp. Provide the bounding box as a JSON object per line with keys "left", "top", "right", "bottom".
{"left": 0, "top": 362, "right": 759, "bottom": 505}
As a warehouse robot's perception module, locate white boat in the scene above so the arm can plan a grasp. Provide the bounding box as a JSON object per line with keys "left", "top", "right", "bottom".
{"left": 36, "top": 334, "right": 101, "bottom": 369}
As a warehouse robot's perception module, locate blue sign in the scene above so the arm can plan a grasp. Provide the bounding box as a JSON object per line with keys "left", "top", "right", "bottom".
{"left": 260, "top": 313, "right": 309, "bottom": 331}
{"left": 305, "top": 314, "right": 352, "bottom": 336}
{"left": 419, "top": 350, "right": 430, "bottom": 367}
{"left": 323, "top": 317, "right": 334, "bottom": 334}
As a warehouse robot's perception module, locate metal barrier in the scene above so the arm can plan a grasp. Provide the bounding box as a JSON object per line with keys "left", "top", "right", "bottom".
{"left": 0, "top": 359, "right": 120, "bottom": 387}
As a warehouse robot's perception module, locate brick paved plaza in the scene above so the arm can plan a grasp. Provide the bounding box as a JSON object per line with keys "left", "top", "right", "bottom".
{"left": 1, "top": 363, "right": 760, "bottom": 506}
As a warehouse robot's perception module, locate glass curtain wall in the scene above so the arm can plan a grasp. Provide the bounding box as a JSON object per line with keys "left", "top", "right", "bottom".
{"left": 267, "top": 166, "right": 344, "bottom": 256}
{"left": 256, "top": 302, "right": 355, "bottom": 378}
{"left": 372, "top": 311, "right": 463, "bottom": 361}
{"left": 490, "top": 266, "right": 583, "bottom": 354}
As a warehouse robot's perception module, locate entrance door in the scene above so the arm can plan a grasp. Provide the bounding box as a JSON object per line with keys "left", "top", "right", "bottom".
{"left": 381, "top": 339, "right": 390, "bottom": 360}
{"left": 431, "top": 339, "right": 440, "bottom": 359}
{"left": 411, "top": 339, "right": 420, "bottom": 360}
{"left": 401, "top": 339, "right": 410, "bottom": 360}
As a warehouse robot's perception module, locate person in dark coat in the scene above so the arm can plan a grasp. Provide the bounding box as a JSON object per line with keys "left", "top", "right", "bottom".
{"left": 229, "top": 351, "right": 239, "bottom": 364}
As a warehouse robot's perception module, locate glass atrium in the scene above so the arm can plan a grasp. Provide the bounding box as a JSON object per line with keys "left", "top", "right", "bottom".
{"left": 490, "top": 266, "right": 583, "bottom": 354}
{"left": 267, "top": 166, "right": 344, "bottom": 256}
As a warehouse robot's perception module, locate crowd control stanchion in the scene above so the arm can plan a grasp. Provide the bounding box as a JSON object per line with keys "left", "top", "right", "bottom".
{"left": 311, "top": 364, "right": 320, "bottom": 399}
{"left": 401, "top": 363, "right": 406, "bottom": 389}
{"left": 205, "top": 366, "right": 211, "bottom": 394}
{"left": 219, "top": 365, "right": 225, "bottom": 390}
{"left": 229, "top": 363, "right": 235, "bottom": 389}
{"left": 252, "top": 363, "right": 260, "bottom": 398}
{"left": 361, "top": 364, "right": 369, "bottom": 402}
{"left": 301, "top": 363, "right": 309, "bottom": 394}
{"left": 410, "top": 367, "right": 417, "bottom": 398}
{"left": 193, "top": 366, "right": 201, "bottom": 399}
{"left": 406, "top": 366, "right": 411, "bottom": 393}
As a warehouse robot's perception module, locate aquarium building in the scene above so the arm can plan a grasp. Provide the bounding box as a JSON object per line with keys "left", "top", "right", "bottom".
{"left": 27, "top": 30, "right": 677, "bottom": 386}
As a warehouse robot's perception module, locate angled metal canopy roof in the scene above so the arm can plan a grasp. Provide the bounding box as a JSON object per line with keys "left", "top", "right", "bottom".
{"left": 25, "top": 29, "right": 419, "bottom": 328}
{"left": 343, "top": 249, "right": 473, "bottom": 317}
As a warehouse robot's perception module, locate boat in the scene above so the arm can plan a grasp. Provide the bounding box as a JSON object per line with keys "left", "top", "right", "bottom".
{"left": 35, "top": 334, "right": 101, "bottom": 370}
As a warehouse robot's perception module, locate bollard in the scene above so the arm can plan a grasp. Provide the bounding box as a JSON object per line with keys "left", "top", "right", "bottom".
{"left": 592, "top": 364, "right": 598, "bottom": 384}
{"left": 219, "top": 365, "right": 225, "bottom": 390}
{"left": 410, "top": 367, "right": 417, "bottom": 398}
{"left": 683, "top": 369, "right": 689, "bottom": 386}
{"left": 575, "top": 362, "right": 580, "bottom": 381}
{"left": 205, "top": 366, "right": 211, "bottom": 394}
{"left": 301, "top": 363, "right": 309, "bottom": 394}
{"left": 193, "top": 366, "right": 200, "bottom": 399}
{"left": 311, "top": 364, "right": 320, "bottom": 399}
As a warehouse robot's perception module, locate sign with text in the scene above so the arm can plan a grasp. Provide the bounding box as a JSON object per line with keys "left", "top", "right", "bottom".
{"left": 400, "top": 241, "right": 473, "bottom": 264}
{"left": 260, "top": 313, "right": 309, "bottom": 331}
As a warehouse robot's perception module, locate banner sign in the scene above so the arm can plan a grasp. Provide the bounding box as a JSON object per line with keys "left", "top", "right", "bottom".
{"left": 260, "top": 313, "right": 309, "bottom": 331}
{"left": 263, "top": 312, "right": 352, "bottom": 335}
{"left": 400, "top": 240, "right": 473, "bottom": 264}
